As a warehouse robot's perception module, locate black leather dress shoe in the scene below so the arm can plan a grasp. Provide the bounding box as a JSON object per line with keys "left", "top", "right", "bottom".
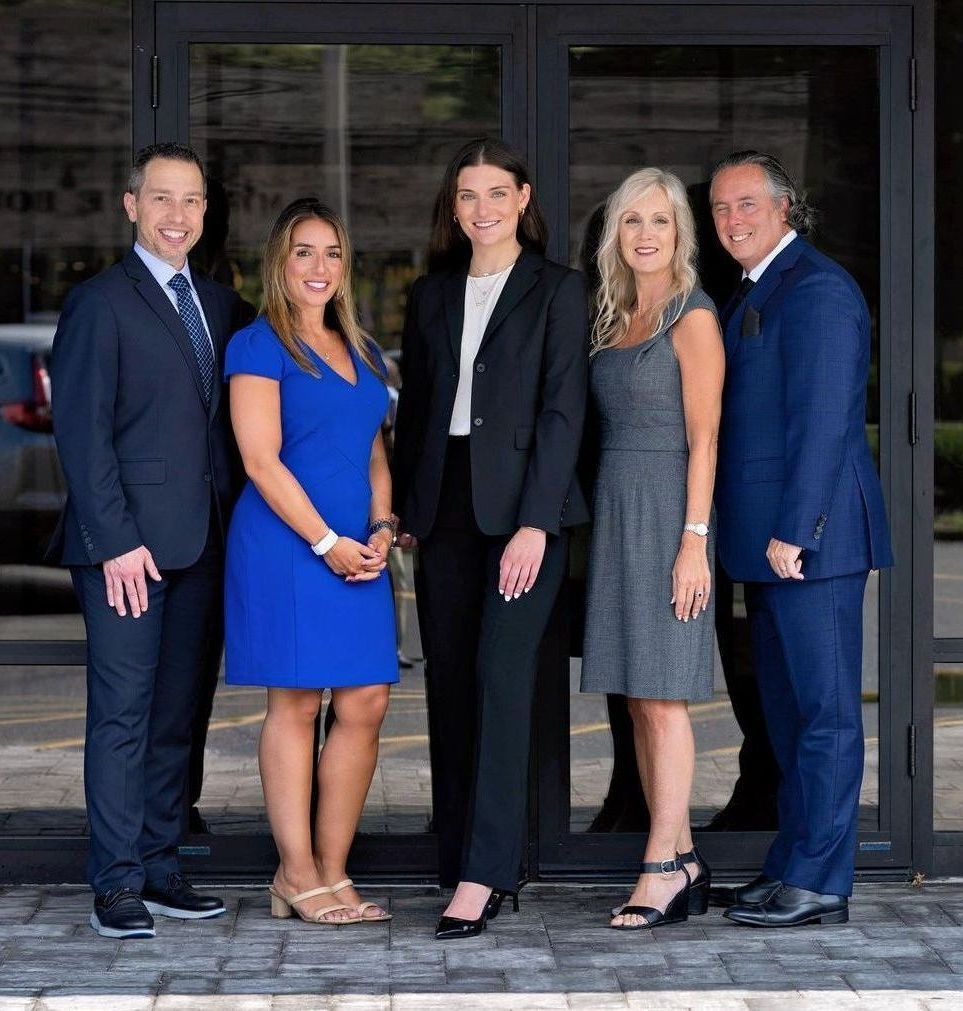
{"left": 724, "top": 884, "right": 848, "bottom": 927}
{"left": 709, "top": 874, "right": 781, "bottom": 908}
{"left": 90, "top": 888, "right": 155, "bottom": 939}
{"left": 142, "top": 873, "right": 225, "bottom": 919}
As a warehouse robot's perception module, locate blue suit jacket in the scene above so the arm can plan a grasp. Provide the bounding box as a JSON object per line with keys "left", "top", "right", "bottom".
{"left": 48, "top": 251, "right": 254, "bottom": 569}
{"left": 715, "top": 236, "right": 893, "bottom": 583}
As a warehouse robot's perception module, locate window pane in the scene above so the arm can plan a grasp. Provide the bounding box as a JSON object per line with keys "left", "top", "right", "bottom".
{"left": 0, "top": 0, "right": 129, "bottom": 640}
{"left": 935, "top": 0, "right": 963, "bottom": 638}
{"left": 188, "top": 41, "right": 501, "bottom": 832}
{"left": 567, "top": 45, "right": 882, "bottom": 834}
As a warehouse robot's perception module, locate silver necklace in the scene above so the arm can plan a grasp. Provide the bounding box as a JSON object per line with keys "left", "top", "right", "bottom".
{"left": 467, "top": 259, "right": 515, "bottom": 310}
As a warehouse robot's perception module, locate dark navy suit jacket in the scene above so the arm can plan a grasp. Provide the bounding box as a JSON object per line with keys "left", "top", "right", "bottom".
{"left": 48, "top": 250, "right": 253, "bottom": 569}
{"left": 715, "top": 236, "right": 893, "bottom": 583}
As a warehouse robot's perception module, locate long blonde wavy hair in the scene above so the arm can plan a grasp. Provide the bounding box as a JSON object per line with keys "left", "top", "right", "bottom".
{"left": 261, "top": 197, "right": 379, "bottom": 377}
{"left": 591, "top": 168, "right": 698, "bottom": 354}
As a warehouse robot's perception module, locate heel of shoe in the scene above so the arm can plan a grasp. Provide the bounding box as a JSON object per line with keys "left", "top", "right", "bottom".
{"left": 269, "top": 891, "right": 292, "bottom": 919}
{"left": 510, "top": 892, "right": 520, "bottom": 913}
{"left": 818, "top": 908, "right": 849, "bottom": 925}
{"left": 687, "top": 879, "right": 709, "bottom": 916}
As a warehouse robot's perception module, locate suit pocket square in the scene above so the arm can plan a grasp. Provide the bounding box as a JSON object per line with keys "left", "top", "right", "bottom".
{"left": 741, "top": 306, "right": 761, "bottom": 338}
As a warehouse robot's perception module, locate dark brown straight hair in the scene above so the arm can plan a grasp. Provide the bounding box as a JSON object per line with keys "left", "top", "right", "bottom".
{"left": 427, "top": 137, "right": 549, "bottom": 273}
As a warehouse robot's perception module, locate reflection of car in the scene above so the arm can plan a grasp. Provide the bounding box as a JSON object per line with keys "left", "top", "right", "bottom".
{"left": 0, "top": 324, "right": 64, "bottom": 563}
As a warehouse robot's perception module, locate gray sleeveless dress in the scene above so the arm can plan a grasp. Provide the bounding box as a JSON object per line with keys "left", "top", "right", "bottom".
{"left": 580, "top": 288, "right": 717, "bottom": 701}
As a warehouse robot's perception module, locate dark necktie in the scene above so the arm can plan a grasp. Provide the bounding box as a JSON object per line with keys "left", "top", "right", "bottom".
{"left": 721, "top": 276, "right": 756, "bottom": 330}
{"left": 168, "top": 272, "right": 214, "bottom": 401}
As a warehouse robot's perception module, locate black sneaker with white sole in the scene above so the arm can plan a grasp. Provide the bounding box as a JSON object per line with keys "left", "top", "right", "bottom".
{"left": 90, "top": 888, "right": 155, "bottom": 939}
{"left": 142, "top": 872, "right": 225, "bottom": 919}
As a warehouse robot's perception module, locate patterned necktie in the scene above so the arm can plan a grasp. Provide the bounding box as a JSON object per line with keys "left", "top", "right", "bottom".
{"left": 720, "top": 276, "right": 756, "bottom": 330}
{"left": 168, "top": 272, "right": 214, "bottom": 401}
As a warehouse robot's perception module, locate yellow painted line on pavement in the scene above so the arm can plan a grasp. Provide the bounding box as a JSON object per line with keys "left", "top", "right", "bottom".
{"left": 0, "top": 710, "right": 85, "bottom": 727}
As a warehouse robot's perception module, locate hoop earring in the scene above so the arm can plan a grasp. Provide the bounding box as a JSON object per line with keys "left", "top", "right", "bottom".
{"left": 519, "top": 207, "right": 526, "bottom": 218}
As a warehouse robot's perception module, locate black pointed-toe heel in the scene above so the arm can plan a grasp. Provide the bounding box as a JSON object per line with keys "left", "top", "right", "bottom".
{"left": 610, "top": 856, "right": 691, "bottom": 931}
{"left": 483, "top": 888, "right": 520, "bottom": 921}
{"left": 435, "top": 911, "right": 487, "bottom": 939}
{"left": 679, "top": 846, "right": 711, "bottom": 916}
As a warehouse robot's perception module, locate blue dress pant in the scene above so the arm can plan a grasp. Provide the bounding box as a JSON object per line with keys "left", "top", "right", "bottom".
{"left": 744, "top": 571, "right": 869, "bottom": 897}
{"left": 71, "top": 527, "right": 222, "bottom": 895}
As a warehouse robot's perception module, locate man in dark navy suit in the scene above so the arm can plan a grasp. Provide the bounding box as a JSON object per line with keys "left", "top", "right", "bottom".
{"left": 708, "top": 151, "right": 893, "bottom": 927}
{"left": 50, "top": 143, "right": 252, "bottom": 938}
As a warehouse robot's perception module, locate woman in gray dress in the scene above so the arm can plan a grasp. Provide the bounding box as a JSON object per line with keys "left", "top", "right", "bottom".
{"left": 581, "top": 168, "right": 725, "bottom": 930}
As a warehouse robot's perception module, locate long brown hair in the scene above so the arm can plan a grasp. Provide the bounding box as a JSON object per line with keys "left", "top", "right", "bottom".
{"left": 427, "top": 138, "right": 548, "bottom": 273}
{"left": 261, "top": 197, "right": 379, "bottom": 376}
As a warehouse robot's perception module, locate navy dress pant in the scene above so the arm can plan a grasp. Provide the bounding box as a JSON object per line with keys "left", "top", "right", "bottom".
{"left": 72, "top": 528, "right": 222, "bottom": 895}
{"left": 745, "top": 571, "right": 869, "bottom": 897}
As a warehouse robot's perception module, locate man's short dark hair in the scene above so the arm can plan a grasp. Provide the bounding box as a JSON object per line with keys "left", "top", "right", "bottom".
{"left": 128, "top": 143, "right": 206, "bottom": 196}
{"left": 710, "top": 150, "right": 815, "bottom": 234}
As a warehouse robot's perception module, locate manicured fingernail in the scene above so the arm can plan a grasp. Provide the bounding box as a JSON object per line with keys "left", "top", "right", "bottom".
{"left": 514, "top": 592, "right": 521, "bottom": 599}
{"left": 504, "top": 594, "right": 511, "bottom": 602}
{"left": 524, "top": 587, "right": 531, "bottom": 593}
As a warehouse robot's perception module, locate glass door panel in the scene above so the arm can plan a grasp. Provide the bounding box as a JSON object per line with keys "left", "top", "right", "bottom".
{"left": 537, "top": 2, "right": 913, "bottom": 877}
{"left": 184, "top": 40, "right": 500, "bottom": 836}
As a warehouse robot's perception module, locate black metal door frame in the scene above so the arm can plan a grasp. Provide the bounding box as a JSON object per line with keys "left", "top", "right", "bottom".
{"left": 0, "top": 0, "right": 938, "bottom": 885}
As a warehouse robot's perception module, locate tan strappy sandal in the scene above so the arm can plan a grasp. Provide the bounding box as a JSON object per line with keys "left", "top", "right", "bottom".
{"left": 329, "top": 878, "right": 392, "bottom": 923}
{"left": 268, "top": 883, "right": 361, "bottom": 926}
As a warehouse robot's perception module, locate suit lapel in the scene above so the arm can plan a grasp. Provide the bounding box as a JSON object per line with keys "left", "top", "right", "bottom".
{"left": 123, "top": 251, "right": 210, "bottom": 410}
{"left": 477, "top": 251, "right": 542, "bottom": 356}
{"left": 443, "top": 267, "right": 468, "bottom": 364}
{"left": 724, "top": 236, "right": 806, "bottom": 358}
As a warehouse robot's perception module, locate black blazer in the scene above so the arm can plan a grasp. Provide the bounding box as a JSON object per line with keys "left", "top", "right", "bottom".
{"left": 392, "top": 250, "right": 589, "bottom": 539}
{"left": 48, "top": 250, "right": 254, "bottom": 569}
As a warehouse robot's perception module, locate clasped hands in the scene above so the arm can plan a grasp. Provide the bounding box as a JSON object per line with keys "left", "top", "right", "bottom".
{"left": 324, "top": 528, "right": 393, "bottom": 582}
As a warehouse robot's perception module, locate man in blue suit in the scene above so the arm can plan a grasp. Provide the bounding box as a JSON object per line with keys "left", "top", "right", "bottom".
{"left": 708, "top": 151, "right": 893, "bottom": 927}
{"left": 50, "top": 144, "right": 252, "bottom": 937}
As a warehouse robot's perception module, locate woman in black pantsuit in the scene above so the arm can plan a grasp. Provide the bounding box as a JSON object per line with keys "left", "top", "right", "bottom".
{"left": 392, "top": 138, "right": 588, "bottom": 938}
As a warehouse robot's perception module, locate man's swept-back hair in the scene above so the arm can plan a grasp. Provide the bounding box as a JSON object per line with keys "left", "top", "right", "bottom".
{"left": 710, "top": 150, "right": 815, "bottom": 234}
{"left": 128, "top": 143, "right": 206, "bottom": 196}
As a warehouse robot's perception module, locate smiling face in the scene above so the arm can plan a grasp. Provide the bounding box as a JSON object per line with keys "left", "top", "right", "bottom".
{"left": 618, "top": 186, "right": 677, "bottom": 282}
{"left": 453, "top": 163, "right": 530, "bottom": 256}
{"left": 123, "top": 157, "right": 206, "bottom": 269}
{"left": 710, "top": 164, "right": 791, "bottom": 272}
{"left": 282, "top": 217, "right": 344, "bottom": 316}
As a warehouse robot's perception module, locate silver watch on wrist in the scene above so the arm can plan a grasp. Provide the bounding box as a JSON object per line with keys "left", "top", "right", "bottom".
{"left": 684, "top": 522, "right": 709, "bottom": 537}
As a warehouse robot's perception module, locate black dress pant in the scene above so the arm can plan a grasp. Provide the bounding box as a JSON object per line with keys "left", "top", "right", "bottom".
{"left": 71, "top": 524, "right": 223, "bottom": 895}
{"left": 417, "top": 437, "right": 568, "bottom": 891}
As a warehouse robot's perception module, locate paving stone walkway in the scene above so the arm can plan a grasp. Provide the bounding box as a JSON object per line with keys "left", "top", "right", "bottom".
{"left": 1, "top": 881, "right": 962, "bottom": 1008}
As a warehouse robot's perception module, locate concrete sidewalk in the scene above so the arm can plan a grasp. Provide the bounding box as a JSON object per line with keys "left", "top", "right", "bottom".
{"left": 1, "top": 881, "right": 962, "bottom": 1009}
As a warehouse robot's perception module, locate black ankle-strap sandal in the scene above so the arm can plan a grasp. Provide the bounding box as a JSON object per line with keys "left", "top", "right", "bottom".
{"left": 677, "top": 846, "right": 711, "bottom": 916}
{"left": 610, "top": 855, "right": 692, "bottom": 931}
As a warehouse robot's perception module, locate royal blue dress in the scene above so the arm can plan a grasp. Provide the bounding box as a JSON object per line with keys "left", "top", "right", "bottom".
{"left": 223, "top": 317, "right": 398, "bottom": 689}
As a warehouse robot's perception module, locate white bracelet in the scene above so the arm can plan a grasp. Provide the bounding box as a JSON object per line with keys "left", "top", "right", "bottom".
{"left": 311, "top": 529, "right": 339, "bottom": 556}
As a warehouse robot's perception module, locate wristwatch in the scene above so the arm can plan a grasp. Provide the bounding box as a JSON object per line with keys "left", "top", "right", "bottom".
{"left": 684, "top": 522, "right": 709, "bottom": 537}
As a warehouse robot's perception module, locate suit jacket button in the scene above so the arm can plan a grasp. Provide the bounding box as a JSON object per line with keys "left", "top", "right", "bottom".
{"left": 473, "top": 417, "right": 483, "bottom": 427}
{"left": 475, "top": 362, "right": 486, "bottom": 373}
{"left": 203, "top": 473, "right": 212, "bottom": 482}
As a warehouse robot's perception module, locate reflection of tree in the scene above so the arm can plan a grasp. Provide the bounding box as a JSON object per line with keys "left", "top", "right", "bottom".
{"left": 195, "top": 44, "right": 499, "bottom": 123}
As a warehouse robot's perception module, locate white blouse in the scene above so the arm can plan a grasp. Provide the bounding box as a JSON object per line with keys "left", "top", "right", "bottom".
{"left": 448, "top": 263, "right": 515, "bottom": 435}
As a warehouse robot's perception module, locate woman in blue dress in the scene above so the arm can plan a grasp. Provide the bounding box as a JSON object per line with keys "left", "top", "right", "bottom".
{"left": 225, "top": 198, "right": 398, "bottom": 925}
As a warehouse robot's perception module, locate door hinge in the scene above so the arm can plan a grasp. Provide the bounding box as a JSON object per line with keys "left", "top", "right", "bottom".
{"left": 909, "top": 57, "right": 917, "bottom": 111}
{"left": 908, "top": 391, "right": 918, "bottom": 445}
{"left": 907, "top": 723, "right": 917, "bottom": 777}
{"left": 151, "top": 55, "right": 159, "bottom": 109}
